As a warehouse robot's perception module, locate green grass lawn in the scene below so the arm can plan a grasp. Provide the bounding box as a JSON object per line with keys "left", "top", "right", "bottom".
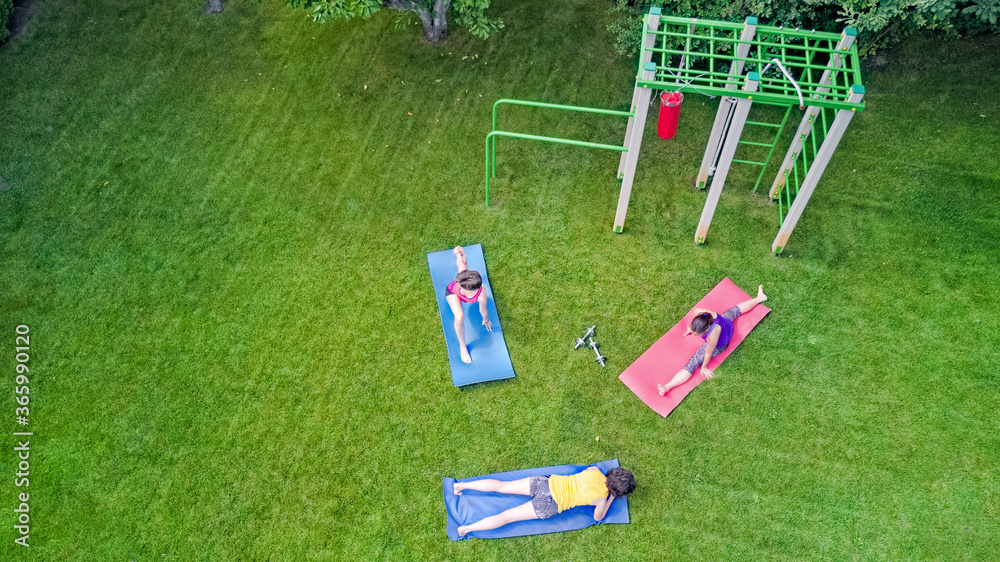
{"left": 1, "top": 0, "right": 998, "bottom": 559}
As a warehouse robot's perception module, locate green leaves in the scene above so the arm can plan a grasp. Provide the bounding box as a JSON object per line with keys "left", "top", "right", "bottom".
{"left": 284, "top": 0, "right": 502, "bottom": 41}
{"left": 452, "top": 0, "right": 505, "bottom": 40}
{"left": 391, "top": 10, "right": 416, "bottom": 30}
{"left": 963, "top": 0, "right": 1000, "bottom": 25}
{"left": 285, "top": 0, "right": 381, "bottom": 23}
{"left": 608, "top": 0, "right": 1000, "bottom": 57}
{"left": 0, "top": 0, "right": 12, "bottom": 43}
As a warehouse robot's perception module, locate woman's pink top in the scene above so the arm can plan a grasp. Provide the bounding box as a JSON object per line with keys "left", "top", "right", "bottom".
{"left": 447, "top": 281, "right": 482, "bottom": 304}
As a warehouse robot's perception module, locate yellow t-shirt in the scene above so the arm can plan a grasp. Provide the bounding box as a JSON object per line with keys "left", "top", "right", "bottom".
{"left": 548, "top": 469, "right": 609, "bottom": 513}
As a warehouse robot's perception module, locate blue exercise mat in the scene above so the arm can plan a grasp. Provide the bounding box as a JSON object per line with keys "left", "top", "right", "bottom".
{"left": 428, "top": 244, "right": 515, "bottom": 387}
{"left": 443, "top": 459, "right": 629, "bottom": 540}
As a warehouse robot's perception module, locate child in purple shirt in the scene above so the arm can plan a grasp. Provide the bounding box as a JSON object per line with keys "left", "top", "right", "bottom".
{"left": 658, "top": 285, "right": 768, "bottom": 396}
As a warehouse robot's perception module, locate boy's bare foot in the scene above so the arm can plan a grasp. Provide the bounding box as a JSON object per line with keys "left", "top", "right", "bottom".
{"left": 454, "top": 482, "right": 465, "bottom": 495}
{"left": 458, "top": 525, "right": 469, "bottom": 537}
{"left": 757, "top": 285, "right": 768, "bottom": 302}
{"left": 460, "top": 347, "right": 472, "bottom": 364}
{"left": 657, "top": 384, "right": 668, "bottom": 396}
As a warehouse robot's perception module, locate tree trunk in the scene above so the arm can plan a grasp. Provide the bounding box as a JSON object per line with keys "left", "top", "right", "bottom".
{"left": 205, "top": 0, "right": 223, "bottom": 14}
{"left": 388, "top": 0, "right": 450, "bottom": 42}
{"left": 428, "top": 0, "right": 449, "bottom": 42}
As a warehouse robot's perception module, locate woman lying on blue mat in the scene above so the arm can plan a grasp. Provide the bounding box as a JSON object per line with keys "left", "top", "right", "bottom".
{"left": 453, "top": 466, "right": 636, "bottom": 537}
{"left": 446, "top": 246, "right": 492, "bottom": 364}
{"left": 658, "top": 285, "right": 768, "bottom": 396}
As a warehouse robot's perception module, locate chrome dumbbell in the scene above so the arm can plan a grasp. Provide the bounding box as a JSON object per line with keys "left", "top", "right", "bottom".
{"left": 588, "top": 338, "right": 607, "bottom": 367}
{"left": 574, "top": 325, "right": 596, "bottom": 349}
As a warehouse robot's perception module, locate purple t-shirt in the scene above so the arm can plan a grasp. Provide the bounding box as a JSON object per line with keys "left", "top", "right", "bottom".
{"left": 702, "top": 314, "right": 734, "bottom": 349}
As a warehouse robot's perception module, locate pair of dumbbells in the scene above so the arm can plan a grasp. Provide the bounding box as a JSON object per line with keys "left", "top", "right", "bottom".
{"left": 573, "top": 325, "right": 606, "bottom": 367}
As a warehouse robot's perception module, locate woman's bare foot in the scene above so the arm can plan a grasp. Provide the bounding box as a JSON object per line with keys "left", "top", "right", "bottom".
{"left": 454, "top": 482, "right": 466, "bottom": 495}
{"left": 458, "top": 525, "right": 469, "bottom": 537}
{"left": 757, "top": 285, "right": 768, "bottom": 302}
{"left": 453, "top": 246, "right": 467, "bottom": 267}
{"left": 460, "top": 346, "right": 472, "bottom": 364}
{"left": 657, "top": 384, "right": 669, "bottom": 396}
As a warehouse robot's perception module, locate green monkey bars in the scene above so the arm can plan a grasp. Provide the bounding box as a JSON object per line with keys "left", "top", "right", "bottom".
{"left": 639, "top": 15, "right": 864, "bottom": 112}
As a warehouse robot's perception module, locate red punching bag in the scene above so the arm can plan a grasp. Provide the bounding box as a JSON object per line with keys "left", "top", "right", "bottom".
{"left": 657, "top": 91, "right": 684, "bottom": 140}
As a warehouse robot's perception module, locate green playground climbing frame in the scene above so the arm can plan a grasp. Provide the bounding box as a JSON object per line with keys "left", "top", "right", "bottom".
{"left": 627, "top": 9, "right": 866, "bottom": 253}
{"left": 484, "top": 8, "right": 866, "bottom": 253}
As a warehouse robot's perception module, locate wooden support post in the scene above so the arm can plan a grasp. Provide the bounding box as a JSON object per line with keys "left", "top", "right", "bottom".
{"left": 613, "top": 62, "right": 656, "bottom": 233}
{"left": 696, "top": 99, "right": 736, "bottom": 190}
{"left": 695, "top": 73, "right": 759, "bottom": 245}
{"left": 619, "top": 10, "right": 661, "bottom": 180}
{"left": 730, "top": 16, "right": 758, "bottom": 78}
{"left": 769, "top": 29, "right": 857, "bottom": 199}
{"left": 772, "top": 86, "right": 865, "bottom": 254}
{"left": 696, "top": 17, "right": 757, "bottom": 188}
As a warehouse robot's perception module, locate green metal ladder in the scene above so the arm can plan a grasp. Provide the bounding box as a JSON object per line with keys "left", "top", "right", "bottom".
{"left": 773, "top": 105, "right": 834, "bottom": 227}
{"left": 730, "top": 103, "right": 793, "bottom": 194}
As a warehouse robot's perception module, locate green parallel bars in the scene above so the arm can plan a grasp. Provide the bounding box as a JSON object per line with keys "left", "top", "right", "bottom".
{"left": 485, "top": 99, "right": 633, "bottom": 206}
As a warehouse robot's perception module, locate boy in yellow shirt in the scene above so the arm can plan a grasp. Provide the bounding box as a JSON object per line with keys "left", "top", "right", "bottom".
{"left": 453, "top": 466, "right": 635, "bottom": 537}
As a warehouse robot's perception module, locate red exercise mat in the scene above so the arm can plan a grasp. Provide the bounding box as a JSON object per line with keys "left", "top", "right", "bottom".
{"left": 618, "top": 278, "right": 770, "bottom": 417}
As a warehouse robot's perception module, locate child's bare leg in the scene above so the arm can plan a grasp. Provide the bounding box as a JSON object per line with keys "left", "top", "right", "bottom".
{"left": 454, "top": 477, "right": 532, "bottom": 496}
{"left": 734, "top": 285, "right": 768, "bottom": 314}
{"left": 455, "top": 322, "right": 471, "bottom": 363}
{"left": 453, "top": 246, "right": 468, "bottom": 273}
{"left": 658, "top": 369, "right": 693, "bottom": 396}
{"left": 660, "top": 342, "right": 708, "bottom": 395}
{"left": 447, "top": 296, "right": 472, "bottom": 363}
{"left": 458, "top": 501, "right": 538, "bottom": 537}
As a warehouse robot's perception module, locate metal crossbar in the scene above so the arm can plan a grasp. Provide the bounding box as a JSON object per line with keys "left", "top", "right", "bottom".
{"left": 485, "top": 99, "right": 633, "bottom": 205}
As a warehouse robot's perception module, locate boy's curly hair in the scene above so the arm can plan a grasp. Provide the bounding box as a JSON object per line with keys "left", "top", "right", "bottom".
{"left": 605, "top": 467, "right": 636, "bottom": 497}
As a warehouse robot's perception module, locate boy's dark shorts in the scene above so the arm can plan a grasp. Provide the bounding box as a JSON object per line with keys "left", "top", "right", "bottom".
{"left": 528, "top": 476, "right": 558, "bottom": 519}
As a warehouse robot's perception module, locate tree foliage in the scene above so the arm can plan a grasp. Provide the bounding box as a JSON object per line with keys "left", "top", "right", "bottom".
{"left": 608, "top": 0, "right": 1000, "bottom": 56}
{"left": 1, "top": 0, "right": 13, "bottom": 43}
{"left": 285, "top": 0, "right": 503, "bottom": 43}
